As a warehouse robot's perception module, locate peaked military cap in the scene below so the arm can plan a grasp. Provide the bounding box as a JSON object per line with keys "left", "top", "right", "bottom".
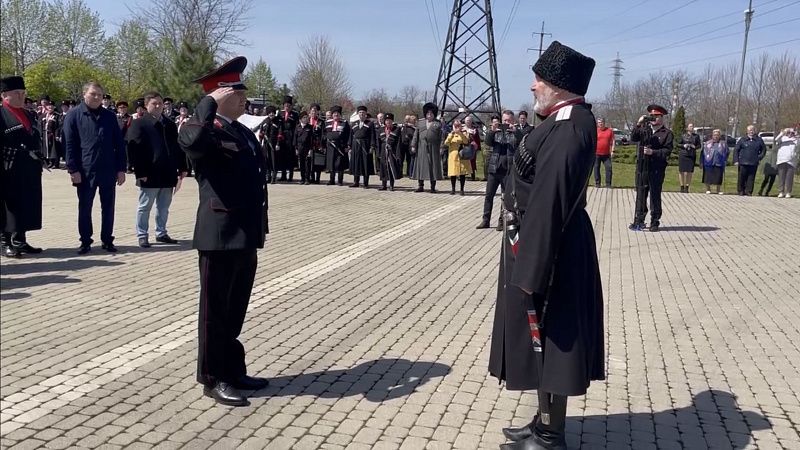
{"left": 193, "top": 56, "right": 248, "bottom": 92}
{"left": 647, "top": 104, "right": 668, "bottom": 116}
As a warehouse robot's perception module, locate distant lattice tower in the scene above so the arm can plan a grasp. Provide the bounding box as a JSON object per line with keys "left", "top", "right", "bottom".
{"left": 433, "top": 0, "right": 501, "bottom": 124}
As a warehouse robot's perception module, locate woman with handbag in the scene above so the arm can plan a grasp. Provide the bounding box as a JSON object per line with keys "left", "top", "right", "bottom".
{"left": 444, "top": 119, "right": 472, "bottom": 195}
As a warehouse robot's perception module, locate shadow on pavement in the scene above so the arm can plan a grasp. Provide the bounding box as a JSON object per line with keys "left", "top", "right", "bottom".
{"left": 248, "top": 358, "right": 451, "bottom": 403}
{"left": 658, "top": 226, "right": 720, "bottom": 232}
{"left": 0, "top": 258, "right": 123, "bottom": 276}
{"left": 0, "top": 291, "right": 31, "bottom": 301}
{"left": 562, "top": 390, "right": 771, "bottom": 449}
{"left": 0, "top": 274, "right": 80, "bottom": 291}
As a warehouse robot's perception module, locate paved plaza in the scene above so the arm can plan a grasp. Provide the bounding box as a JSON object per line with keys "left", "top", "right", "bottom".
{"left": 1, "top": 171, "right": 799, "bottom": 450}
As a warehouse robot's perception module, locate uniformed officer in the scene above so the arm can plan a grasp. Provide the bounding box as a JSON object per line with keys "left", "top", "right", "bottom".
{"left": 629, "top": 104, "right": 673, "bottom": 232}
{"left": 1, "top": 76, "right": 45, "bottom": 257}
{"left": 178, "top": 56, "right": 270, "bottom": 407}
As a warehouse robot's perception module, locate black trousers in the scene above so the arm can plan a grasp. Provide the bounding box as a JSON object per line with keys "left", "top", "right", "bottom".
{"left": 482, "top": 171, "right": 507, "bottom": 222}
{"left": 633, "top": 169, "right": 665, "bottom": 224}
{"left": 737, "top": 164, "right": 757, "bottom": 195}
{"left": 77, "top": 183, "right": 116, "bottom": 245}
{"left": 594, "top": 155, "right": 612, "bottom": 186}
{"left": 197, "top": 249, "right": 257, "bottom": 386}
{"left": 297, "top": 154, "right": 312, "bottom": 182}
{"left": 329, "top": 171, "right": 344, "bottom": 184}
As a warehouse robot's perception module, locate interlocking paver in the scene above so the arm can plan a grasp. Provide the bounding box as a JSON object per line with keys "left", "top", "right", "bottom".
{"left": 1, "top": 173, "right": 799, "bottom": 449}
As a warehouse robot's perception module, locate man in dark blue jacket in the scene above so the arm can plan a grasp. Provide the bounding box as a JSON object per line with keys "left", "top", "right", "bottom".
{"left": 64, "top": 82, "right": 127, "bottom": 254}
{"left": 734, "top": 125, "right": 766, "bottom": 196}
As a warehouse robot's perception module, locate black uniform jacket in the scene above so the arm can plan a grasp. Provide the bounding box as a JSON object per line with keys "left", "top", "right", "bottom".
{"left": 178, "top": 96, "right": 267, "bottom": 251}
{"left": 631, "top": 124, "right": 673, "bottom": 172}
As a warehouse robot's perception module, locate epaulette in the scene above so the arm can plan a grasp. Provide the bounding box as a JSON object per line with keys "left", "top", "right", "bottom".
{"left": 555, "top": 106, "right": 572, "bottom": 121}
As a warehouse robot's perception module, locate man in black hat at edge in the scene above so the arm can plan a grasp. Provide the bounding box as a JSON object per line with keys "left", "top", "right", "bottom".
{"left": 178, "top": 56, "right": 270, "bottom": 407}
{"left": 628, "top": 104, "right": 673, "bottom": 232}
{"left": 488, "top": 41, "right": 605, "bottom": 449}
{"left": 1, "top": 75, "right": 45, "bottom": 257}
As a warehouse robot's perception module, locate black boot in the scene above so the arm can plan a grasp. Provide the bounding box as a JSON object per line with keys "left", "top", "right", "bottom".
{"left": 501, "top": 394, "right": 567, "bottom": 450}
{"left": 1, "top": 233, "right": 22, "bottom": 258}
{"left": 502, "top": 414, "right": 537, "bottom": 442}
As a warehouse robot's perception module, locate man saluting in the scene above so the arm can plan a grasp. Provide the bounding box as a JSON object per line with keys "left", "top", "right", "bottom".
{"left": 178, "top": 56, "right": 269, "bottom": 407}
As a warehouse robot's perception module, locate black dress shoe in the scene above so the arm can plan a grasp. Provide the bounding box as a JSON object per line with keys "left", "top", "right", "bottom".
{"left": 155, "top": 234, "right": 178, "bottom": 244}
{"left": 101, "top": 243, "right": 118, "bottom": 252}
{"left": 496, "top": 221, "right": 504, "bottom": 231}
{"left": 16, "top": 243, "right": 43, "bottom": 254}
{"left": 349, "top": 183, "right": 360, "bottom": 188}
{"left": 327, "top": 180, "right": 336, "bottom": 185}
{"left": 500, "top": 433, "right": 566, "bottom": 450}
{"left": 378, "top": 186, "right": 388, "bottom": 191}
{"left": 203, "top": 382, "right": 249, "bottom": 407}
{"left": 649, "top": 222, "right": 660, "bottom": 232}
{"left": 231, "top": 375, "right": 270, "bottom": 390}
{"left": 503, "top": 417, "right": 537, "bottom": 442}
{"left": 3, "top": 246, "right": 23, "bottom": 258}
{"left": 138, "top": 237, "right": 151, "bottom": 248}
{"left": 77, "top": 244, "right": 91, "bottom": 255}
{"left": 476, "top": 221, "right": 490, "bottom": 229}
{"left": 414, "top": 187, "right": 425, "bottom": 193}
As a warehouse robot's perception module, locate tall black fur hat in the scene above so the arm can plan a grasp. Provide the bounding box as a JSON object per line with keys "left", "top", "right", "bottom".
{"left": 532, "top": 41, "right": 595, "bottom": 96}
{"left": 0, "top": 76, "right": 25, "bottom": 92}
{"left": 422, "top": 102, "right": 438, "bottom": 117}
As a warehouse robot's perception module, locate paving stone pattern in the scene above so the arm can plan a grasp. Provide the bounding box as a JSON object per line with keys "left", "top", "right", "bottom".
{"left": 1, "top": 171, "right": 799, "bottom": 449}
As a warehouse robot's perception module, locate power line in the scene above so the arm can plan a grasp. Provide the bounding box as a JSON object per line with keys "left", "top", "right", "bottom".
{"left": 424, "top": 0, "right": 442, "bottom": 48}
{"left": 498, "top": 0, "right": 521, "bottom": 48}
{"left": 586, "top": 0, "right": 699, "bottom": 47}
{"left": 430, "top": 0, "right": 443, "bottom": 45}
{"left": 624, "top": 37, "right": 800, "bottom": 74}
{"left": 625, "top": 15, "right": 799, "bottom": 59}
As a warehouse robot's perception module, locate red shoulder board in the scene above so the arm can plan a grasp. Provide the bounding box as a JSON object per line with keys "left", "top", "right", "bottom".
{"left": 213, "top": 118, "right": 223, "bottom": 128}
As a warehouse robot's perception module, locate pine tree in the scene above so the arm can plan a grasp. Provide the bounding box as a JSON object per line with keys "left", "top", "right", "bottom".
{"left": 156, "top": 40, "right": 215, "bottom": 105}
{"left": 243, "top": 57, "right": 277, "bottom": 106}
{"left": 673, "top": 105, "right": 686, "bottom": 136}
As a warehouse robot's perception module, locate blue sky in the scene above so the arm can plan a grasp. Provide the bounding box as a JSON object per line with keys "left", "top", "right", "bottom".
{"left": 90, "top": 0, "right": 798, "bottom": 108}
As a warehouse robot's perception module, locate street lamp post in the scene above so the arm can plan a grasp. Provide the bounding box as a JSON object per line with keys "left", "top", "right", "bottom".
{"left": 732, "top": 1, "right": 754, "bottom": 139}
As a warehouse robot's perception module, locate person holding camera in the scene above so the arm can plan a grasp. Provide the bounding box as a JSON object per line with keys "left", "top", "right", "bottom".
{"left": 444, "top": 119, "right": 471, "bottom": 195}
{"left": 629, "top": 104, "right": 673, "bottom": 232}
{"left": 775, "top": 127, "right": 798, "bottom": 198}
{"left": 477, "top": 111, "right": 517, "bottom": 230}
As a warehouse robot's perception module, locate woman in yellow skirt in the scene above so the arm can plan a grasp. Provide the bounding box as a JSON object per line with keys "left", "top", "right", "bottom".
{"left": 444, "top": 119, "right": 472, "bottom": 195}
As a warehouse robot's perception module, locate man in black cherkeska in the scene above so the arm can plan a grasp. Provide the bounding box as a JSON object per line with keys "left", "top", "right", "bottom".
{"left": 349, "top": 105, "right": 376, "bottom": 188}
{"left": 489, "top": 41, "right": 604, "bottom": 450}
{"left": 324, "top": 106, "right": 350, "bottom": 186}
{"left": 1, "top": 76, "right": 45, "bottom": 258}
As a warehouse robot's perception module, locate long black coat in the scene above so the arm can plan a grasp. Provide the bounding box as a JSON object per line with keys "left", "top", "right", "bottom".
{"left": 273, "top": 109, "right": 299, "bottom": 171}
{"left": 349, "top": 120, "right": 376, "bottom": 177}
{"left": 178, "top": 96, "right": 267, "bottom": 251}
{"left": 325, "top": 119, "right": 350, "bottom": 172}
{"left": 309, "top": 116, "right": 326, "bottom": 169}
{"left": 1, "top": 106, "right": 43, "bottom": 233}
{"left": 127, "top": 114, "right": 187, "bottom": 188}
{"left": 376, "top": 124, "right": 402, "bottom": 181}
{"left": 489, "top": 102, "right": 605, "bottom": 396}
